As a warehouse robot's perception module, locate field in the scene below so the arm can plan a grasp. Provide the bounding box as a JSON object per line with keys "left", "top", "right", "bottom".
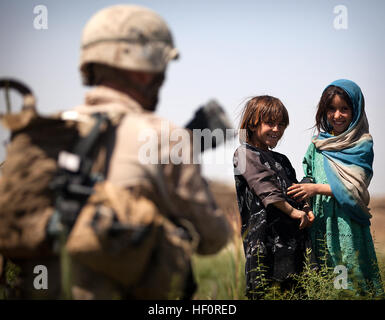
{"left": 369, "top": 197, "right": 385, "bottom": 255}
{"left": 1, "top": 181, "right": 384, "bottom": 300}
{"left": 191, "top": 181, "right": 385, "bottom": 300}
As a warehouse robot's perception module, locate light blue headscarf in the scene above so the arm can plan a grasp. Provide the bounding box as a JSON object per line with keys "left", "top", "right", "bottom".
{"left": 313, "top": 79, "right": 374, "bottom": 226}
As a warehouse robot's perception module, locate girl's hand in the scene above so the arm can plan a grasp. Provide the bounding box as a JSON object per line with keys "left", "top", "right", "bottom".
{"left": 306, "top": 210, "right": 315, "bottom": 227}
{"left": 287, "top": 183, "right": 317, "bottom": 201}
{"left": 303, "top": 203, "right": 315, "bottom": 226}
{"left": 289, "top": 208, "right": 310, "bottom": 230}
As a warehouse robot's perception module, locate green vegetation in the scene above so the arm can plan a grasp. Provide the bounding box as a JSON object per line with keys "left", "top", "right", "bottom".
{"left": 192, "top": 240, "right": 247, "bottom": 300}
{"left": 0, "top": 259, "right": 20, "bottom": 299}
{"left": 192, "top": 241, "right": 385, "bottom": 300}
{"left": 2, "top": 241, "right": 385, "bottom": 300}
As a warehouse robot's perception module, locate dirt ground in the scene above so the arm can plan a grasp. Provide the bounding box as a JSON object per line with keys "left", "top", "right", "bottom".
{"left": 209, "top": 180, "right": 385, "bottom": 254}
{"left": 369, "top": 198, "right": 385, "bottom": 254}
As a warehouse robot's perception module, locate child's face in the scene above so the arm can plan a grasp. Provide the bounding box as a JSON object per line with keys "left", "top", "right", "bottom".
{"left": 326, "top": 95, "right": 353, "bottom": 135}
{"left": 251, "top": 120, "right": 286, "bottom": 150}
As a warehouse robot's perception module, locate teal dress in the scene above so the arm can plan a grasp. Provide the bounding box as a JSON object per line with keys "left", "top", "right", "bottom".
{"left": 303, "top": 142, "right": 383, "bottom": 295}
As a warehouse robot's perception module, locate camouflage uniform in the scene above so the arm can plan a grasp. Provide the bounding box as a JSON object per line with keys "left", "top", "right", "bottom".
{"left": 10, "top": 5, "right": 231, "bottom": 299}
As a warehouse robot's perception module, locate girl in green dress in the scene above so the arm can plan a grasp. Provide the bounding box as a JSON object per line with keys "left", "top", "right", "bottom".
{"left": 287, "top": 79, "right": 384, "bottom": 296}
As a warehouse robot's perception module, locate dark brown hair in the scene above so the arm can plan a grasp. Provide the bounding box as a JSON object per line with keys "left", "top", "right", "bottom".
{"left": 315, "top": 85, "right": 354, "bottom": 133}
{"left": 239, "top": 95, "right": 289, "bottom": 143}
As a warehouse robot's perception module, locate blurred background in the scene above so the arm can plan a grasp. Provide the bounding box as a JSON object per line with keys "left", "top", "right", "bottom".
{"left": 0, "top": 0, "right": 384, "bottom": 197}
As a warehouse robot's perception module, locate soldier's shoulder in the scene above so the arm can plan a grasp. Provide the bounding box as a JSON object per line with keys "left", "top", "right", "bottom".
{"left": 133, "top": 112, "right": 184, "bottom": 133}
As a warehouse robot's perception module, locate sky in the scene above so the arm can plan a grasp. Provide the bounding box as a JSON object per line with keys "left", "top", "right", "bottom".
{"left": 1, "top": 0, "right": 385, "bottom": 196}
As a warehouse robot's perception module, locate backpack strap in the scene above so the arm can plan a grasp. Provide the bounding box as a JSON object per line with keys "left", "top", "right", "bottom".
{"left": 72, "top": 113, "right": 109, "bottom": 160}
{"left": 46, "top": 112, "right": 113, "bottom": 299}
{"left": 47, "top": 113, "right": 111, "bottom": 240}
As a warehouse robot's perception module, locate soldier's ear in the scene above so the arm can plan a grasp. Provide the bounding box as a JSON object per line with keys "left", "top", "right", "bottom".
{"left": 82, "top": 63, "right": 96, "bottom": 86}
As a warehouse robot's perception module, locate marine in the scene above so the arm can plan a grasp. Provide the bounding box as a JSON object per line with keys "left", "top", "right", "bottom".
{"left": 2, "top": 4, "right": 231, "bottom": 300}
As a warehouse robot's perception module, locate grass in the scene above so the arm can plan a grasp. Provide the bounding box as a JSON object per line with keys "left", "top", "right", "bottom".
{"left": 192, "top": 239, "right": 385, "bottom": 300}
{"left": 2, "top": 243, "right": 385, "bottom": 300}
{"left": 2, "top": 208, "right": 385, "bottom": 300}
{"left": 191, "top": 202, "right": 385, "bottom": 300}
{"left": 0, "top": 259, "right": 20, "bottom": 299}
{"left": 191, "top": 240, "right": 246, "bottom": 300}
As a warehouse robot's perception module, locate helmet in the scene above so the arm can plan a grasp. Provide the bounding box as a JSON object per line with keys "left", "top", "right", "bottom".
{"left": 80, "top": 5, "right": 179, "bottom": 85}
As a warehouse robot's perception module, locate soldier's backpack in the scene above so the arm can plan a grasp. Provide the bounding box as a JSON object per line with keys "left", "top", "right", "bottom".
{"left": 0, "top": 79, "right": 197, "bottom": 299}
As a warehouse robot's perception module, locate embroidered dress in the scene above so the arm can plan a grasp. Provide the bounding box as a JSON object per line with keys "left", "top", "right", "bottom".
{"left": 303, "top": 143, "right": 383, "bottom": 294}
{"left": 304, "top": 79, "right": 384, "bottom": 295}
{"left": 234, "top": 143, "right": 313, "bottom": 299}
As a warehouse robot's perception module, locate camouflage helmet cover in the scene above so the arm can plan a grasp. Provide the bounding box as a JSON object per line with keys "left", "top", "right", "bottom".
{"left": 80, "top": 5, "right": 179, "bottom": 84}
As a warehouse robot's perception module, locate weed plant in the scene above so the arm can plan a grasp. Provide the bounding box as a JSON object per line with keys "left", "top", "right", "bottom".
{"left": 192, "top": 238, "right": 385, "bottom": 300}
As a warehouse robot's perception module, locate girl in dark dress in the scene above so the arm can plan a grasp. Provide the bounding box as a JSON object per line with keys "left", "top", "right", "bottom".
{"left": 233, "top": 95, "right": 315, "bottom": 299}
